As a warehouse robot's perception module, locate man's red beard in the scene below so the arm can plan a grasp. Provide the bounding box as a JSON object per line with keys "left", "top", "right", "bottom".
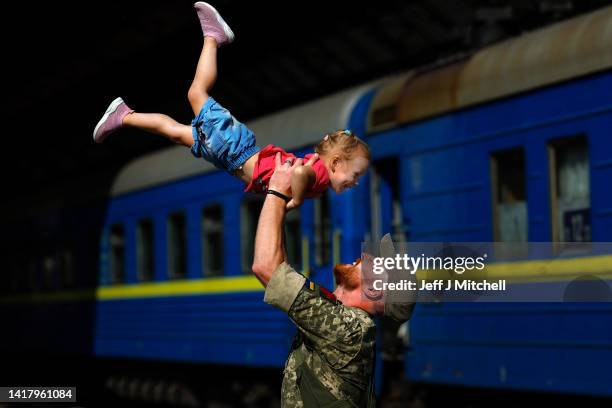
{"left": 333, "top": 262, "right": 360, "bottom": 290}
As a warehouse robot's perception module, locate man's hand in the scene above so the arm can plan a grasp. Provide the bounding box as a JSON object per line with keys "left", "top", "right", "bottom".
{"left": 285, "top": 199, "right": 301, "bottom": 211}
{"left": 303, "top": 153, "right": 319, "bottom": 167}
{"left": 268, "top": 152, "right": 302, "bottom": 196}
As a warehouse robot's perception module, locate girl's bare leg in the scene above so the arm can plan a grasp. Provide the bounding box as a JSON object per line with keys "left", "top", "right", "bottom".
{"left": 123, "top": 112, "right": 194, "bottom": 147}
{"left": 187, "top": 37, "right": 218, "bottom": 116}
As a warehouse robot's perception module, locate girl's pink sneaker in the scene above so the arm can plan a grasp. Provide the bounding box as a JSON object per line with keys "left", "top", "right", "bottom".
{"left": 93, "top": 97, "right": 134, "bottom": 143}
{"left": 194, "top": 2, "right": 234, "bottom": 46}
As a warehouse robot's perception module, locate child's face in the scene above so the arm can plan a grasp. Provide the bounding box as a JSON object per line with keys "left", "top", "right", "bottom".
{"left": 329, "top": 156, "right": 369, "bottom": 194}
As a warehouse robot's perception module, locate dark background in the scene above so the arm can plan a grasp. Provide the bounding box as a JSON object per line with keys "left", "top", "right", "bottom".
{"left": 4, "top": 0, "right": 610, "bottom": 208}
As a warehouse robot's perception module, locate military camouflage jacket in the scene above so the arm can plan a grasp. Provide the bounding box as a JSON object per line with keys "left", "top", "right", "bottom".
{"left": 264, "top": 262, "right": 377, "bottom": 408}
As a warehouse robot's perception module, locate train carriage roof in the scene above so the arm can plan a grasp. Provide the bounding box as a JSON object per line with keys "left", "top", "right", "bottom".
{"left": 367, "top": 5, "right": 612, "bottom": 133}
{"left": 111, "top": 80, "right": 383, "bottom": 196}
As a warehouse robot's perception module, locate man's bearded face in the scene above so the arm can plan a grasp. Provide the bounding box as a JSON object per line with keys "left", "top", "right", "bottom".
{"left": 333, "top": 259, "right": 361, "bottom": 290}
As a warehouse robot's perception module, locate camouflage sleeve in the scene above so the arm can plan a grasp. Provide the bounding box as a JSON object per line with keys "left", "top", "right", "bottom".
{"left": 287, "top": 281, "right": 365, "bottom": 368}
{"left": 264, "top": 262, "right": 307, "bottom": 312}
{"left": 264, "top": 263, "right": 365, "bottom": 366}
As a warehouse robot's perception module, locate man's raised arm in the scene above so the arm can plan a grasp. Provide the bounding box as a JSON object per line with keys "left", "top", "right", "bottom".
{"left": 251, "top": 153, "right": 318, "bottom": 286}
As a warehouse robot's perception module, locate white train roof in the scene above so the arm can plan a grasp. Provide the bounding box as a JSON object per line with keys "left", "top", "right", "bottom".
{"left": 111, "top": 81, "right": 383, "bottom": 196}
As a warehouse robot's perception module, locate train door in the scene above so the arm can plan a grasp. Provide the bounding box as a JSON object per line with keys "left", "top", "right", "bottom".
{"left": 369, "top": 157, "right": 409, "bottom": 397}
{"left": 308, "top": 191, "right": 335, "bottom": 289}
{"left": 370, "top": 157, "right": 406, "bottom": 242}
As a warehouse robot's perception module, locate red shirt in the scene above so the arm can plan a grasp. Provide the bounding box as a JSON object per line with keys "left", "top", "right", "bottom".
{"left": 244, "top": 144, "right": 330, "bottom": 197}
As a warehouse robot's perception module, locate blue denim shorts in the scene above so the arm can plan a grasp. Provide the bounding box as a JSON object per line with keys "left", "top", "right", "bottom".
{"left": 191, "top": 97, "right": 260, "bottom": 173}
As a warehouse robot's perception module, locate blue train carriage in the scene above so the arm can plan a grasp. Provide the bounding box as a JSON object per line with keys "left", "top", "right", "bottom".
{"left": 363, "top": 6, "right": 612, "bottom": 397}
{"left": 94, "top": 80, "right": 382, "bottom": 368}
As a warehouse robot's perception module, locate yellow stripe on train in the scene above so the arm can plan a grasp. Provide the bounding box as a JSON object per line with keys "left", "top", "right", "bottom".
{"left": 0, "top": 275, "right": 264, "bottom": 304}
{"left": 415, "top": 254, "right": 612, "bottom": 282}
{"left": 97, "top": 275, "right": 264, "bottom": 300}
{"left": 1, "top": 255, "right": 612, "bottom": 303}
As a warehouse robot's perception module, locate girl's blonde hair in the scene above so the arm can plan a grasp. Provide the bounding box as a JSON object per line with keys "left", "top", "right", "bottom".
{"left": 314, "top": 129, "right": 370, "bottom": 161}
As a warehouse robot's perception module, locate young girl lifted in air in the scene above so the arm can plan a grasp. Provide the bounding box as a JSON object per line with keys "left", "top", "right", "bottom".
{"left": 93, "top": 2, "right": 370, "bottom": 210}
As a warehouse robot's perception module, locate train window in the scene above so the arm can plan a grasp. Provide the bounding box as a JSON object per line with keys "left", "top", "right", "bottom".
{"left": 549, "top": 137, "right": 591, "bottom": 242}
{"left": 241, "top": 197, "right": 264, "bottom": 273}
{"left": 1, "top": 271, "right": 8, "bottom": 294}
{"left": 168, "top": 212, "right": 187, "bottom": 279}
{"left": 42, "top": 254, "right": 56, "bottom": 290}
{"left": 314, "top": 192, "right": 331, "bottom": 266}
{"left": 1, "top": 252, "right": 13, "bottom": 293}
{"left": 9, "top": 255, "right": 22, "bottom": 293}
{"left": 490, "top": 149, "right": 527, "bottom": 242}
{"left": 110, "top": 224, "right": 125, "bottom": 284}
{"left": 137, "top": 219, "right": 154, "bottom": 281}
{"left": 202, "top": 205, "right": 224, "bottom": 277}
{"left": 28, "top": 257, "right": 40, "bottom": 292}
{"left": 61, "top": 249, "right": 74, "bottom": 288}
{"left": 285, "top": 208, "right": 302, "bottom": 268}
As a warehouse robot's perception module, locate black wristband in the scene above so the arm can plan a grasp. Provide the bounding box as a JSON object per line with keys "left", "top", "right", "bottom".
{"left": 266, "top": 189, "right": 291, "bottom": 203}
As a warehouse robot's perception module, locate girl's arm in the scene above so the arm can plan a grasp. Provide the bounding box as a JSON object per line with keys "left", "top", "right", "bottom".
{"left": 287, "top": 165, "right": 316, "bottom": 210}
{"left": 286, "top": 155, "right": 319, "bottom": 210}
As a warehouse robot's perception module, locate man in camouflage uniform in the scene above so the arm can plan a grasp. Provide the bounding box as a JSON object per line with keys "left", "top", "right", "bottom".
{"left": 251, "top": 154, "right": 415, "bottom": 408}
